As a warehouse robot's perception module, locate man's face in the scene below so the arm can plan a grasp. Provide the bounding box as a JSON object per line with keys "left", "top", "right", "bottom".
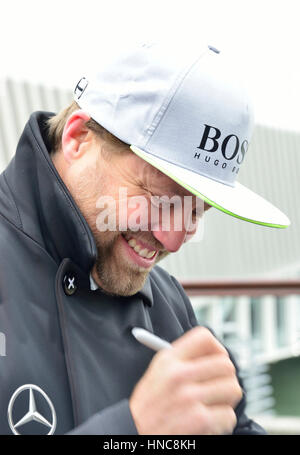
{"left": 60, "top": 128, "right": 211, "bottom": 296}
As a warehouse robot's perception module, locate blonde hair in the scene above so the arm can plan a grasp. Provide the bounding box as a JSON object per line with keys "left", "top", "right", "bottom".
{"left": 46, "top": 100, "right": 129, "bottom": 156}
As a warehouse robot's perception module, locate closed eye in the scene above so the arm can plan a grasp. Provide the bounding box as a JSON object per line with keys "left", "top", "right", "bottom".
{"left": 150, "top": 195, "right": 173, "bottom": 208}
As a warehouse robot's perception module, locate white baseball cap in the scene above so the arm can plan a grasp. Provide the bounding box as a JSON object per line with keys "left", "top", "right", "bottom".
{"left": 74, "top": 41, "right": 290, "bottom": 228}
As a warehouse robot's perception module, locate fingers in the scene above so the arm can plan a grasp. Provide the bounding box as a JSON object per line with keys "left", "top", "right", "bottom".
{"left": 170, "top": 329, "right": 243, "bottom": 409}
{"left": 191, "top": 377, "right": 243, "bottom": 408}
{"left": 198, "top": 404, "right": 237, "bottom": 435}
{"left": 182, "top": 353, "right": 237, "bottom": 383}
{"left": 172, "top": 326, "right": 228, "bottom": 360}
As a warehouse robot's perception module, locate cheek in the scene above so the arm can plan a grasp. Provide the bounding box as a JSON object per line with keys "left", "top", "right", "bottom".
{"left": 117, "top": 195, "right": 152, "bottom": 232}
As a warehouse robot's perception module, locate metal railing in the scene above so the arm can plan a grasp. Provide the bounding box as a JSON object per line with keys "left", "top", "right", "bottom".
{"left": 181, "top": 279, "right": 300, "bottom": 297}
{"left": 181, "top": 279, "right": 300, "bottom": 364}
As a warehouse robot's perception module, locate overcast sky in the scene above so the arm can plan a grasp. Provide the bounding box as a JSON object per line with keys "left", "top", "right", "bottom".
{"left": 1, "top": 0, "right": 300, "bottom": 131}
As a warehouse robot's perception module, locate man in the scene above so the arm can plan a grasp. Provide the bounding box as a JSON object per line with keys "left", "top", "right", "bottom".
{"left": 0, "top": 41, "right": 289, "bottom": 435}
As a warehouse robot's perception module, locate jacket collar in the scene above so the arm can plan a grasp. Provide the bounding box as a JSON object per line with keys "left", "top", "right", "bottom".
{"left": 4, "top": 111, "right": 153, "bottom": 306}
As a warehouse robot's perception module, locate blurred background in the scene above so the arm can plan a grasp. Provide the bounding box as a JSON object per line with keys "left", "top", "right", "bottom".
{"left": 1, "top": 0, "right": 300, "bottom": 434}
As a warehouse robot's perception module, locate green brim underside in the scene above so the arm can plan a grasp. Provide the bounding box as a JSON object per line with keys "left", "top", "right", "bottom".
{"left": 130, "top": 145, "right": 288, "bottom": 229}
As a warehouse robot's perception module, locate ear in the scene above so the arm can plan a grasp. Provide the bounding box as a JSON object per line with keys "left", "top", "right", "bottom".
{"left": 61, "top": 110, "right": 91, "bottom": 163}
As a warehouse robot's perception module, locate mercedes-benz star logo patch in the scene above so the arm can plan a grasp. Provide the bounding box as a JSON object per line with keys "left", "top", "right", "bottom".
{"left": 7, "top": 384, "right": 57, "bottom": 435}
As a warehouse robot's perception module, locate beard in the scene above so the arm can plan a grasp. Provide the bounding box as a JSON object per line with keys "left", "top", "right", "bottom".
{"left": 92, "top": 230, "right": 169, "bottom": 297}
{"left": 65, "top": 162, "right": 170, "bottom": 297}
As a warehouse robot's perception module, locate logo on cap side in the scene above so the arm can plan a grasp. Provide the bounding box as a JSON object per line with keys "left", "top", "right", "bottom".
{"left": 74, "top": 77, "right": 89, "bottom": 99}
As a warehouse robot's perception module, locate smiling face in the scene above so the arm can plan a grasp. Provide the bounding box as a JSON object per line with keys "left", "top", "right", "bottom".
{"left": 52, "top": 111, "right": 211, "bottom": 296}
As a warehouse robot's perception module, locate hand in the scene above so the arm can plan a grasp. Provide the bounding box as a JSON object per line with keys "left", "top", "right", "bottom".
{"left": 129, "top": 326, "right": 243, "bottom": 435}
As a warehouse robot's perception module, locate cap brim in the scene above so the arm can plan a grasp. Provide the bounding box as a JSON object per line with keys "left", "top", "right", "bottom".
{"left": 130, "top": 145, "right": 290, "bottom": 229}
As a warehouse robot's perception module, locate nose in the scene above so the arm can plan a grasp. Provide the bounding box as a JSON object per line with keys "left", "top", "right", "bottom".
{"left": 152, "top": 210, "right": 198, "bottom": 252}
{"left": 150, "top": 198, "right": 199, "bottom": 253}
{"left": 152, "top": 227, "right": 188, "bottom": 253}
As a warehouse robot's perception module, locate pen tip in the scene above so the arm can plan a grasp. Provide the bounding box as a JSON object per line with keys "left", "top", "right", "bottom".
{"left": 131, "top": 327, "right": 139, "bottom": 337}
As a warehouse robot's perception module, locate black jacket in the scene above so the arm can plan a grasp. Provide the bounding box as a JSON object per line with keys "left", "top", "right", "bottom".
{"left": 0, "top": 112, "right": 265, "bottom": 435}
